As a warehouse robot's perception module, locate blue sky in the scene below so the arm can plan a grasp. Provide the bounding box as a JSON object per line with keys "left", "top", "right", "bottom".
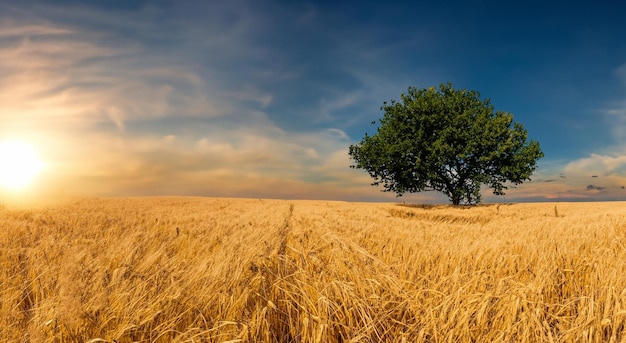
{"left": 1, "top": 0, "right": 626, "bottom": 202}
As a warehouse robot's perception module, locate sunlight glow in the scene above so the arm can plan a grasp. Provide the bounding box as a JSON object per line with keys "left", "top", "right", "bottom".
{"left": 0, "top": 140, "right": 44, "bottom": 190}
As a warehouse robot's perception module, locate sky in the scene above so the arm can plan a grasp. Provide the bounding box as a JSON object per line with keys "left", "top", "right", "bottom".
{"left": 1, "top": 0, "right": 626, "bottom": 203}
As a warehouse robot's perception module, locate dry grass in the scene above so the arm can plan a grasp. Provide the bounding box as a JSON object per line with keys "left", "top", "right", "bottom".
{"left": 1, "top": 197, "right": 626, "bottom": 342}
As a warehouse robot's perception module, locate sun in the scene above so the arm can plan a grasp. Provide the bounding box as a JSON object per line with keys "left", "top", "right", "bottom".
{"left": 0, "top": 140, "right": 44, "bottom": 190}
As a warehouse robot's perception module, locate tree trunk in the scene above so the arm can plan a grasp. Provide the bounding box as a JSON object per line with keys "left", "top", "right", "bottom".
{"left": 450, "top": 193, "right": 461, "bottom": 205}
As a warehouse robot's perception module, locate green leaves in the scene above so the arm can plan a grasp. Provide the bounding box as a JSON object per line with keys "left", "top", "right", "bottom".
{"left": 349, "top": 83, "right": 544, "bottom": 205}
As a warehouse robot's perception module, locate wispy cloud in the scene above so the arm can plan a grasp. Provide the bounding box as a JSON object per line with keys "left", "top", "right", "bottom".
{"left": 0, "top": 21, "right": 72, "bottom": 37}
{"left": 39, "top": 125, "right": 395, "bottom": 201}
{"left": 0, "top": 11, "right": 221, "bottom": 133}
{"left": 498, "top": 150, "right": 626, "bottom": 201}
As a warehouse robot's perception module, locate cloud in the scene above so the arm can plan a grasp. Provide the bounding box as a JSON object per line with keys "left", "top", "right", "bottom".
{"left": 586, "top": 184, "right": 606, "bottom": 191}
{"left": 0, "top": 23, "right": 72, "bottom": 37}
{"left": 25, "top": 111, "right": 449, "bottom": 203}
{"left": 325, "top": 128, "right": 350, "bottom": 141}
{"left": 564, "top": 153, "right": 626, "bottom": 177}
{"left": 234, "top": 87, "right": 274, "bottom": 109}
{"left": 0, "top": 3, "right": 356, "bottom": 197}
{"left": 317, "top": 92, "right": 362, "bottom": 122}
{"left": 0, "top": 15, "right": 223, "bottom": 136}
{"left": 500, "top": 151, "right": 626, "bottom": 201}
{"left": 36, "top": 125, "right": 397, "bottom": 201}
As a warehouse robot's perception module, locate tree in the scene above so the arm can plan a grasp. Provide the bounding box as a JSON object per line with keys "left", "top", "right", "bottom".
{"left": 348, "top": 83, "right": 544, "bottom": 205}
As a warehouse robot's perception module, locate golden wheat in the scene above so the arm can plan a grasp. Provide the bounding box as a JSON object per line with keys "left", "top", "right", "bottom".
{"left": 1, "top": 197, "right": 625, "bottom": 342}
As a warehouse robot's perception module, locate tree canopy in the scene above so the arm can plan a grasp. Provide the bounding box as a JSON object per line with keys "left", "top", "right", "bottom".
{"left": 348, "top": 83, "right": 544, "bottom": 205}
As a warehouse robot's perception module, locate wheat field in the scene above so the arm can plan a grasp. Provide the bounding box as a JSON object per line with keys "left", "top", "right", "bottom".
{"left": 1, "top": 197, "right": 626, "bottom": 342}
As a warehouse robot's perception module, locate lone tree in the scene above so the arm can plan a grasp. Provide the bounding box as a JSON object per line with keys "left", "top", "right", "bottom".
{"left": 349, "top": 83, "right": 544, "bottom": 205}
